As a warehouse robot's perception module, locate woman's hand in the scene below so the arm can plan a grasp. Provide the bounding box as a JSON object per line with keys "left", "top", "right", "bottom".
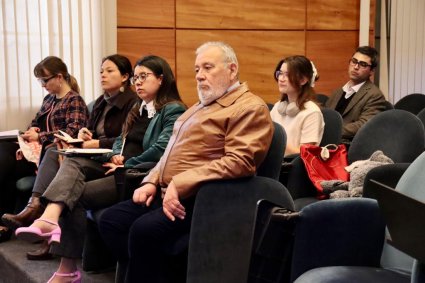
{"left": 21, "top": 127, "right": 40, "bottom": 142}
{"left": 133, "top": 183, "right": 157, "bottom": 206}
{"left": 102, "top": 162, "right": 123, "bottom": 175}
{"left": 78, "top": 127, "right": 93, "bottom": 141}
{"left": 82, "top": 139, "right": 100, "bottom": 149}
{"left": 110, "top": 154, "right": 124, "bottom": 165}
{"left": 55, "top": 139, "right": 72, "bottom": 150}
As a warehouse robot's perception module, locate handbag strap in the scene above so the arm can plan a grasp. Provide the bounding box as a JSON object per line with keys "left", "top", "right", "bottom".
{"left": 320, "top": 144, "right": 338, "bottom": 161}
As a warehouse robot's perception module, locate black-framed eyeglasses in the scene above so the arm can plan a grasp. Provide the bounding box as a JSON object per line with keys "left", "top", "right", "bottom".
{"left": 275, "top": 70, "right": 288, "bottom": 80}
{"left": 37, "top": 75, "right": 57, "bottom": 86}
{"left": 349, "top": 58, "right": 372, "bottom": 69}
{"left": 130, "top": 72, "right": 154, "bottom": 85}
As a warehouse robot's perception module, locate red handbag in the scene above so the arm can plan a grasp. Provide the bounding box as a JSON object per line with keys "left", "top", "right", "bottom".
{"left": 300, "top": 144, "right": 349, "bottom": 199}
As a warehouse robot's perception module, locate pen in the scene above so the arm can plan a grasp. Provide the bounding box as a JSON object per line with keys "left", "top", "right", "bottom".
{"left": 119, "top": 137, "right": 126, "bottom": 157}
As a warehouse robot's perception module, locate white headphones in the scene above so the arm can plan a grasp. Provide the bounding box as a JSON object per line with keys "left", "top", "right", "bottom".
{"left": 277, "top": 100, "right": 300, "bottom": 117}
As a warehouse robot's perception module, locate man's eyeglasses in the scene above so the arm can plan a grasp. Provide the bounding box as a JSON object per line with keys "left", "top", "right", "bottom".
{"left": 37, "top": 75, "right": 57, "bottom": 86}
{"left": 349, "top": 58, "right": 372, "bottom": 69}
{"left": 275, "top": 70, "right": 288, "bottom": 80}
{"left": 130, "top": 72, "right": 154, "bottom": 85}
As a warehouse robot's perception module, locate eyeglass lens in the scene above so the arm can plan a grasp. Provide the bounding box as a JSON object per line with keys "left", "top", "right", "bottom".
{"left": 350, "top": 58, "right": 371, "bottom": 68}
{"left": 38, "top": 75, "right": 56, "bottom": 86}
{"left": 131, "top": 72, "right": 153, "bottom": 85}
{"left": 275, "top": 70, "right": 288, "bottom": 80}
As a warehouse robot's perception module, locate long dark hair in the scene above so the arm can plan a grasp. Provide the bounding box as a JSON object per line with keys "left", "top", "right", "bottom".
{"left": 274, "top": 55, "right": 317, "bottom": 110}
{"left": 122, "top": 55, "right": 184, "bottom": 137}
{"left": 34, "top": 56, "right": 80, "bottom": 93}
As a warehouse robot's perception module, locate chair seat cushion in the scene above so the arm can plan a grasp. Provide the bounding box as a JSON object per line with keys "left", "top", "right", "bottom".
{"left": 293, "top": 266, "right": 410, "bottom": 283}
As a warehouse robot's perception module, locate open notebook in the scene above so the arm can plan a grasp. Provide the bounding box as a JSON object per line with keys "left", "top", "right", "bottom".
{"left": 369, "top": 179, "right": 425, "bottom": 263}
{"left": 55, "top": 148, "right": 112, "bottom": 157}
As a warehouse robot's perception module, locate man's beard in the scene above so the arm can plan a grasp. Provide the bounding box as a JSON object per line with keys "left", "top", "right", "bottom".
{"left": 197, "top": 82, "right": 229, "bottom": 106}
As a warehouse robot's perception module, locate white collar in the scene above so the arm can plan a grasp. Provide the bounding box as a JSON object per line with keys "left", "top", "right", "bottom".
{"left": 342, "top": 81, "right": 366, "bottom": 99}
{"left": 139, "top": 100, "right": 156, "bottom": 118}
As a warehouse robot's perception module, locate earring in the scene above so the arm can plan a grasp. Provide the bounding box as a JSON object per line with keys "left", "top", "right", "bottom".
{"left": 119, "top": 86, "right": 125, "bottom": 92}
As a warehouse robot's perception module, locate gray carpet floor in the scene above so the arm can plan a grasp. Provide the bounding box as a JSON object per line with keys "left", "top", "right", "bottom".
{"left": 0, "top": 236, "right": 115, "bottom": 283}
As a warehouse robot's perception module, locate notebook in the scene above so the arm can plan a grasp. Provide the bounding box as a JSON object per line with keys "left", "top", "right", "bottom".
{"left": 369, "top": 179, "right": 425, "bottom": 263}
{"left": 55, "top": 148, "right": 112, "bottom": 157}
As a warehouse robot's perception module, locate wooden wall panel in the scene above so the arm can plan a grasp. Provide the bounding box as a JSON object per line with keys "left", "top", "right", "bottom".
{"left": 117, "top": 28, "right": 176, "bottom": 72}
{"left": 369, "top": 0, "right": 376, "bottom": 30}
{"left": 176, "top": 0, "right": 306, "bottom": 29}
{"left": 307, "top": 0, "right": 360, "bottom": 30}
{"left": 306, "top": 31, "right": 359, "bottom": 95}
{"left": 117, "top": 0, "right": 375, "bottom": 106}
{"left": 117, "top": 0, "right": 174, "bottom": 27}
{"left": 176, "top": 30, "right": 305, "bottom": 106}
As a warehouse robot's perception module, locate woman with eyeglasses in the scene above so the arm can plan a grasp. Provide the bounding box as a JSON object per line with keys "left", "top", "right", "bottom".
{"left": 1, "top": 54, "right": 137, "bottom": 256}
{"left": 16, "top": 55, "right": 186, "bottom": 283}
{"left": 270, "top": 55, "right": 324, "bottom": 156}
{"left": 0, "top": 56, "right": 89, "bottom": 242}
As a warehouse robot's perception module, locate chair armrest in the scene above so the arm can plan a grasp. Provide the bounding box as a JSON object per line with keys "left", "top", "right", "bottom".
{"left": 187, "top": 176, "right": 294, "bottom": 283}
{"left": 132, "top": 162, "right": 157, "bottom": 170}
{"left": 114, "top": 162, "right": 157, "bottom": 201}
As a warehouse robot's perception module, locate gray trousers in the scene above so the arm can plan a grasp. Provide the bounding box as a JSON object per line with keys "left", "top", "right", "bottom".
{"left": 33, "top": 147, "right": 60, "bottom": 195}
{"left": 42, "top": 156, "right": 118, "bottom": 258}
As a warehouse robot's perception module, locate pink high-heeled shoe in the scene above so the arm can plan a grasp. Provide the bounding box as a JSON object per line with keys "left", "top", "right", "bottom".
{"left": 15, "top": 218, "right": 61, "bottom": 244}
{"left": 47, "top": 270, "right": 81, "bottom": 283}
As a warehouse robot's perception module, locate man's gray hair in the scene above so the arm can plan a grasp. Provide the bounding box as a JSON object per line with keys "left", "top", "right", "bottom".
{"left": 196, "top": 41, "right": 239, "bottom": 67}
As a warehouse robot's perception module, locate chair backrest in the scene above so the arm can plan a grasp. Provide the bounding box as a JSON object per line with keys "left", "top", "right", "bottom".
{"left": 416, "top": 108, "right": 425, "bottom": 144}
{"left": 395, "top": 151, "right": 425, "bottom": 206}
{"left": 319, "top": 108, "right": 343, "bottom": 146}
{"left": 266, "top": 103, "right": 274, "bottom": 111}
{"left": 290, "top": 198, "right": 386, "bottom": 282}
{"left": 315, "top": 94, "right": 329, "bottom": 107}
{"left": 379, "top": 152, "right": 425, "bottom": 274}
{"left": 348, "top": 109, "right": 425, "bottom": 164}
{"left": 394, "top": 93, "right": 425, "bottom": 115}
{"left": 257, "top": 122, "right": 286, "bottom": 180}
{"left": 383, "top": 100, "right": 394, "bottom": 111}
{"left": 87, "top": 100, "right": 95, "bottom": 114}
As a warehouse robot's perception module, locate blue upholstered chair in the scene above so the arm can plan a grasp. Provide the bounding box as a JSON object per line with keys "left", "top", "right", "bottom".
{"left": 84, "top": 122, "right": 288, "bottom": 279}
{"left": 290, "top": 109, "right": 425, "bottom": 211}
{"left": 383, "top": 100, "right": 394, "bottom": 111}
{"left": 318, "top": 108, "right": 343, "bottom": 147}
{"left": 315, "top": 94, "right": 329, "bottom": 107}
{"left": 394, "top": 93, "right": 425, "bottom": 115}
{"left": 187, "top": 177, "right": 294, "bottom": 283}
{"left": 291, "top": 151, "right": 425, "bottom": 283}
{"left": 281, "top": 108, "right": 343, "bottom": 193}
